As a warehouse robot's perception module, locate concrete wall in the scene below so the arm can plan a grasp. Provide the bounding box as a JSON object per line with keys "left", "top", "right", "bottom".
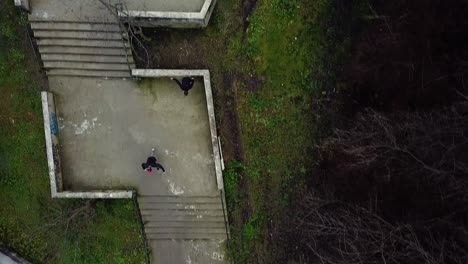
{"left": 41, "top": 91, "right": 133, "bottom": 199}
{"left": 118, "top": 0, "right": 217, "bottom": 28}
{"left": 41, "top": 92, "right": 63, "bottom": 195}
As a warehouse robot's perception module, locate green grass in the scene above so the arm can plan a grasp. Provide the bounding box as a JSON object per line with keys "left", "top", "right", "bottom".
{"left": 223, "top": 0, "right": 362, "bottom": 262}
{"left": 0, "top": 3, "right": 145, "bottom": 263}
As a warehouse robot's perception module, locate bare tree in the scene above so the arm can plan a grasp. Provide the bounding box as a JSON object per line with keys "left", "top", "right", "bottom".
{"left": 321, "top": 101, "right": 468, "bottom": 203}
{"left": 97, "top": 0, "right": 150, "bottom": 68}
{"left": 42, "top": 200, "right": 96, "bottom": 233}
{"left": 289, "top": 195, "right": 467, "bottom": 264}
{"left": 285, "top": 98, "right": 468, "bottom": 264}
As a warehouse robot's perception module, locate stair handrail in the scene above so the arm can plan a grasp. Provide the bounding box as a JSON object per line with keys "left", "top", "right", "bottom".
{"left": 112, "top": 3, "right": 133, "bottom": 77}
{"left": 219, "top": 189, "right": 234, "bottom": 264}
{"left": 96, "top": 0, "right": 134, "bottom": 77}
{"left": 132, "top": 192, "right": 151, "bottom": 264}
{"left": 17, "top": 7, "right": 44, "bottom": 73}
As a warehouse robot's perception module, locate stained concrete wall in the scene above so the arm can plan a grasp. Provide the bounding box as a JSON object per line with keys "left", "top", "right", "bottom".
{"left": 41, "top": 92, "right": 63, "bottom": 194}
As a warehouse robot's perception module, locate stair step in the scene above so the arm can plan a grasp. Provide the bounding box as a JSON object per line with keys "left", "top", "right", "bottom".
{"left": 138, "top": 196, "right": 222, "bottom": 204}
{"left": 41, "top": 54, "right": 134, "bottom": 64}
{"left": 147, "top": 233, "right": 227, "bottom": 241}
{"left": 141, "top": 209, "right": 224, "bottom": 217}
{"left": 145, "top": 227, "right": 227, "bottom": 234}
{"left": 37, "top": 39, "right": 128, "bottom": 48}
{"left": 142, "top": 215, "right": 224, "bottom": 222}
{"left": 39, "top": 46, "right": 131, "bottom": 56}
{"left": 46, "top": 69, "right": 131, "bottom": 78}
{"left": 43, "top": 61, "right": 134, "bottom": 71}
{"left": 30, "top": 21, "right": 120, "bottom": 32}
{"left": 140, "top": 203, "right": 222, "bottom": 210}
{"left": 144, "top": 221, "right": 225, "bottom": 228}
{"left": 33, "top": 30, "right": 127, "bottom": 40}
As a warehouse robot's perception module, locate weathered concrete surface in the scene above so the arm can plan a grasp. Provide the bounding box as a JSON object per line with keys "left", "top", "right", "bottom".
{"left": 151, "top": 240, "right": 226, "bottom": 264}
{"left": 49, "top": 77, "right": 218, "bottom": 196}
{"left": 115, "top": 0, "right": 205, "bottom": 13}
{"left": 132, "top": 70, "right": 224, "bottom": 191}
{"left": 30, "top": 0, "right": 206, "bottom": 21}
{"left": 30, "top": 0, "right": 114, "bottom": 22}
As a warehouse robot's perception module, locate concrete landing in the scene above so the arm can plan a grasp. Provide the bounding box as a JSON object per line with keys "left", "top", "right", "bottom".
{"left": 151, "top": 240, "right": 226, "bottom": 264}
{"left": 49, "top": 77, "right": 218, "bottom": 196}
{"left": 115, "top": 0, "right": 206, "bottom": 13}
{"left": 30, "top": 0, "right": 115, "bottom": 22}
{"left": 30, "top": 0, "right": 207, "bottom": 22}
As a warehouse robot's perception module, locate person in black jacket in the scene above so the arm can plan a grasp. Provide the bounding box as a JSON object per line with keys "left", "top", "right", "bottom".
{"left": 142, "top": 148, "right": 165, "bottom": 174}
{"left": 171, "top": 77, "right": 195, "bottom": 96}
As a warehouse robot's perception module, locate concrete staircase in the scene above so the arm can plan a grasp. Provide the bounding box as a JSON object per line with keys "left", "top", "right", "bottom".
{"left": 139, "top": 195, "right": 228, "bottom": 241}
{"left": 29, "top": 18, "right": 135, "bottom": 78}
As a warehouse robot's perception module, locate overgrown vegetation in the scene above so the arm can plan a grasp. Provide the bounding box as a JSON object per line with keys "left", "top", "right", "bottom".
{"left": 0, "top": 2, "right": 145, "bottom": 263}
{"left": 285, "top": 0, "right": 468, "bottom": 263}
{"left": 289, "top": 104, "right": 468, "bottom": 263}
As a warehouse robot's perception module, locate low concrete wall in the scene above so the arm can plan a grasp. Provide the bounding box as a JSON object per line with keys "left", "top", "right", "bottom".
{"left": 41, "top": 91, "right": 133, "bottom": 199}
{"left": 118, "top": 0, "right": 217, "bottom": 28}
{"left": 41, "top": 92, "right": 63, "bottom": 196}
{"left": 132, "top": 69, "right": 225, "bottom": 191}
{"left": 55, "top": 191, "right": 133, "bottom": 199}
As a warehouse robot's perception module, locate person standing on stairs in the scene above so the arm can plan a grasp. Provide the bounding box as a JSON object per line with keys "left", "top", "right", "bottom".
{"left": 142, "top": 148, "right": 165, "bottom": 174}
{"left": 171, "top": 77, "right": 195, "bottom": 96}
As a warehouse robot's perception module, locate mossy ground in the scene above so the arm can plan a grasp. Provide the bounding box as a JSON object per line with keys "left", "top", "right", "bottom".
{"left": 0, "top": 2, "right": 145, "bottom": 263}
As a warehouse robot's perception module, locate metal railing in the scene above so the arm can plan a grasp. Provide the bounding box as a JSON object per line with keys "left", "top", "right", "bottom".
{"left": 17, "top": 7, "right": 44, "bottom": 73}
{"left": 132, "top": 192, "right": 151, "bottom": 264}
{"left": 219, "top": 189, "right": 234, "bottom": 264}
{"left": 112, "top": 3, "right": 134, "bottom": 77}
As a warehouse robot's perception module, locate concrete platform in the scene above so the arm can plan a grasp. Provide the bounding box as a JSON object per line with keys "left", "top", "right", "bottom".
{"left": 151, "top": 240, "right": 226, "bottom": 264}
{"left": 49, "top": 77, "right": 218, "bottom": 196}
{"left": 30, "top": 0, "right": 115, "bottom": 22}
{"left": 115, "top": 0, "right": 205, "bottom": 13}
{"left": 30, "top": 0, "right": 207, "bottom": 22}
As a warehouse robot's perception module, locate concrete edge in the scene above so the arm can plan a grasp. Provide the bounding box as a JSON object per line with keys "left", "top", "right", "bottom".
{"left": 131, "top": 69, "right": 225, "bottom": 191}
{"left": 41, "top": 91, "right": 58, "bottom": 197}
{"left": 199, "top": 0, "right": 213, "bottom": 17}
{"left": 120, "top": 10, "right": 203, "bottom": 20}
{"left": 202, "top": 71, "right": 224, "bottom": 191}
{"left": 54, "top": 191, "right": 134, "bottom": 199}
{"left": 117, "top": 0, "right": 216, "bottom": 27}
{"left": 202, "top": 0, "right": 217, "bottom": 27}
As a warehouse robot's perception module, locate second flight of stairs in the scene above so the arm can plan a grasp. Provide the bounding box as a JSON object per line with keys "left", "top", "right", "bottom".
{"left": 29, "top": 18, "right": 135, "bottom": 79}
